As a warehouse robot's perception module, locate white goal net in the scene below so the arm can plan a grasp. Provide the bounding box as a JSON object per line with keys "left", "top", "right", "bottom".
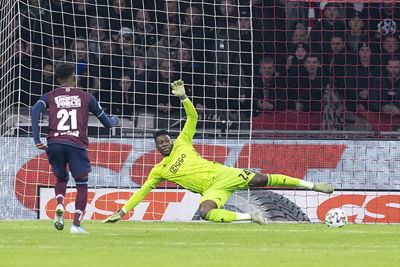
{"left": 1, "top": 0, "right": 400, "bottom": 224}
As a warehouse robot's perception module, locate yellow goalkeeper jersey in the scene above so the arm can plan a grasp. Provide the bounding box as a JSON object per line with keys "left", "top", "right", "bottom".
{"left": 122, "top": 99, "right": 224, "bottom": 212}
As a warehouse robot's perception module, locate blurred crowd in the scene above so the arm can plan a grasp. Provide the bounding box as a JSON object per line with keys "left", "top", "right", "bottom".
{"left": 9, "top": 0, "right": 400, "bottom": 131}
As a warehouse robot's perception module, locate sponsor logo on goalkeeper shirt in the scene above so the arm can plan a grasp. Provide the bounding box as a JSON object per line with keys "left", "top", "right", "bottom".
{"left": 169, "top": 153, "right": 186, "bottom": 174}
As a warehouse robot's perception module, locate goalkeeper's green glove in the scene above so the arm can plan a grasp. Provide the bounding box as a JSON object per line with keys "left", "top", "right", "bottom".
{"left": 102, "top": 209, "right": 126, "bottom": 223}
{"left": 170, "top": 79, "right": 187, "bottom": 100}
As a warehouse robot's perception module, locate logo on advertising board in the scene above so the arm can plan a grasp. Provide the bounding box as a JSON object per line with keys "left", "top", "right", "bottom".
{"left": 39, "top": 188, "right": 201, "bottom": 221}
{"left": 272, "top": 190, "right": 400, "bottom": 224}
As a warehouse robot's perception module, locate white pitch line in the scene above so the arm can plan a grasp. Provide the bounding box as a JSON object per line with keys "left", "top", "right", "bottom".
{"left": 117, "top": 227, "right": 399, "bottom": 235}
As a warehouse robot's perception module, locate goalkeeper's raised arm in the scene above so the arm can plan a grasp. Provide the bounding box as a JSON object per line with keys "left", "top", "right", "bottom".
{"left": 171, "top": 80, "right": 198, "bottom": 144}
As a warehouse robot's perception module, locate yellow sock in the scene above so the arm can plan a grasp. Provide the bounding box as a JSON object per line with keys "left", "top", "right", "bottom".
{"left": 267, "top": 174, "right": 300, "bottom": 187}
{"left": 204, "top": 209, "right": 237, "bottom": 222}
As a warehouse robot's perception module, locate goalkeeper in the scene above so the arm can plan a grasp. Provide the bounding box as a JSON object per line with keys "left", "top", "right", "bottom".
{"left": 103, "top": 80, "right": 334, "bottom": 225}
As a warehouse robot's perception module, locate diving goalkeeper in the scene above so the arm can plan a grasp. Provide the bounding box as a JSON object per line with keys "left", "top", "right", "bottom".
{"left": 103, "top": 80, "right": 334, "bottom": 225}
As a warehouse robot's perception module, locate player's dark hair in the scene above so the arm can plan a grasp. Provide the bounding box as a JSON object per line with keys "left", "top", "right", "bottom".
{"left": 153, "top": 130, "right": 170, "bottom": 141}
{"left": 55, "top": 63, "right": 75, "bottom": 81}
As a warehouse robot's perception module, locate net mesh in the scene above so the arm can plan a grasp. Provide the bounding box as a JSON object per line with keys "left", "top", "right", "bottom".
{"left": 1, "top": 0, "right": 400, "bottom": 223}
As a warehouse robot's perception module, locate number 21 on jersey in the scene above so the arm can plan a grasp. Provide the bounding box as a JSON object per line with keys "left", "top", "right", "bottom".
{"left": 57, "top": 109, "right": 77, "bottom": 131}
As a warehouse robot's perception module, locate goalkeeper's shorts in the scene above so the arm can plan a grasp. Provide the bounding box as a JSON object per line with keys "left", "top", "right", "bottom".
{"left": 200, "top": 167, "right": 256, "bottom": 209}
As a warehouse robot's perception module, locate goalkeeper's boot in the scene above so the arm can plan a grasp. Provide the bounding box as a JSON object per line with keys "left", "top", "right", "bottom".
{"left": 313, "top": 183, "right": 334, "bottom": 194}
{"left": 250, "top": 210, "right": 267, "bottom": 225}
{"left": 70, "top": 224, "right": 89, "bottom": 234}
{"left": 54, "top": 204, "right": 64, "bottom": 231}
{"left": 102, "top": 209, "right": 126, "bottom": 223}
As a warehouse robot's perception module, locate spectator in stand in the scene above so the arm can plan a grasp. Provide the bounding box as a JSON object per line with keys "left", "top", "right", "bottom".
{"left": 107, "top": 0, "right": 133, "bottom": 40}
{"left": 238, "top": 7, "right": 262, "bottom": 84}
{"left": 380, "top": 34, "right": 400, "bottom": 66}
{"left": 284, "top": 0, "right": 309, "bottom": 32}
{"left": 20, "top": 0, "right": 46, "bottom": 51}
{"left": 98, "top": 36, "right": 118, "bottom": 106}
{"left": 41, "top": 61, "right": 56, "bottom": 93}
{"left": 286, "top": 43, "right": 309, "bottom": 90}
{"left": 147, "top": 60, "right": 181, "bottom": 129}
{"left": 285, "top": 22, "right": 310, "bottom": 73}
{"left": 116, "top": 27, "right": 135, "bottom": 69}
{"left": 44, "top": 38, "right": 68, "bottom": 69}
{"left": 23, "top": 40, "right": 42, "bottom": 82}
{"left": 252, "top": 0, "right": 286, "bottom": 57}
{"left": 215, "top": 0, "right": 238, "bottom": 28}
{"left": 181, "top": 5, "right": 206, "bottom": 62}
{"left": 133, "top": 9, "right": 157, "bottom": 50}
{"left": 156, "top": 0, "right": 180, "bottom": 25}
{"left": 208, "top": 16, "right": 248, "bottom": 121}
{"left": 87, "top": 18, "right": 106, "bottom": 54}
{"left": 12, "top": 40, "right": 30, "bottom": 106}
{"left": 370, "top": 2, "right": 400, "bottom": 43}
{"left": 71, "top": 0, "right": 95, "bottom": 39}
{"left": 253, "top": 56, "right": 287, "bottom": 113}
{"left": 289, "top": 54, "right": 329, "bottom": 112}
{"left": 344, "top": 1, "right": 379, "bottom": 20}
{"left": 66, "top": 39, "right": 100, "bottom": 93}
{"left": 102, "top": 27, "right": 134, "bottom": 83}
{"left": 346, "top": 14, "right": 369, "bottom": 56}
{"left": 175, "top": 45, "right": 205, "bottom": 112}
{"left": 110, "top": 74, "right": 134, "bottom": 119}
{"left": 129, "top": 52, "right": 156, "bottom": 115}
{"left": 323, "top": 33, "right": 353, "bottom": 94}
{"left": 30, "top": 61, "right": 55, "bottom": 105}
{"left": 370, "top": 57, "right": 400, "bottom": 115}
{"left": 147, "top": 24, "right": 183, "bottom": 70}
{"left": 289, "top": 22, "right": 309, "bottom": 46}
{"left": 42, "top": 0, "right": 74, "bottom": 46}
{"left": 310, "top": 3, "right": 345, "bottom": 54}
{"left": 345, "top": 43, "right": 379, "bottom": 112}
{"left": 176, "top": 47, "right": 213, "bottom": 118}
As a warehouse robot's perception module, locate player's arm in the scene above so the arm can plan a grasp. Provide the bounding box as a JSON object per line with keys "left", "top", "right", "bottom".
{"left": 102, "top": 169, "right": 163, "bottom": 223}
{"left": 171, "top": 80, "right": 198, "bottom": 143}
{"left": 31, "top": 95, "right": 48, "bottom": 150}
{"left": 89, "top": 95, "right": 119, "bottom": 128}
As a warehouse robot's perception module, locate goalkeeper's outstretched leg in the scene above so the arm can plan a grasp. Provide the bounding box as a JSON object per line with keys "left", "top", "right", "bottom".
{"left": 248, "top": 173, "right": 334, "bottom": 194}
{"left": 198, "top": 200, "right": 267, "bottom": 225}
{"left": 197, "top": 172, "right": 333, "bottom": 225}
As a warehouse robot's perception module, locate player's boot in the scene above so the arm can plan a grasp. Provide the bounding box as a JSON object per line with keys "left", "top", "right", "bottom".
{"left": 313, "top": 183, "right": 334, "bottom": 194}
{"left": 70, "top": 225, "right": 89, "bottom": 234}
{"left": 54, "top": 204, "right": 64, "bottom": 230}
{"left": 250, "top": 210, "right": 267, "bottom": 225}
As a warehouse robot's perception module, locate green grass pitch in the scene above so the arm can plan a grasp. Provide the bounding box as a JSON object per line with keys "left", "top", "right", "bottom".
{"left": 1, "top": 220, "right": 399, "bottom": 267}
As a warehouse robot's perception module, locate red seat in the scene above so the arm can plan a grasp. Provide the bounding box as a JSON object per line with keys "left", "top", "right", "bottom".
{"left": 252, "top": 111, "right": 322, "bottom": 131}
{"left": 357, "top": 112, "right": 400, "bottom": 132}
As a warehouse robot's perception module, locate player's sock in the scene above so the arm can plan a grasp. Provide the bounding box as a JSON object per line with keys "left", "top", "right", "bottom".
{"left": 268, "top": 174, "right": 314, "bottom": 189}
{"left": 299, "top": 180, "right": 314, "bottom": 190}
{"left": 204, "top": 209, "right": 239, "bottom": 222}
{"left": 236, "top": 212, "right": 252, "bottom": 221}
{"left": 73, "top": 184, "right": 88, "bottom": 227}
{"left": 267, "top": 174, "right": 301, "bottom": 187}
{"left": 54, "top": 179, "right": 68, "bottom": 206}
